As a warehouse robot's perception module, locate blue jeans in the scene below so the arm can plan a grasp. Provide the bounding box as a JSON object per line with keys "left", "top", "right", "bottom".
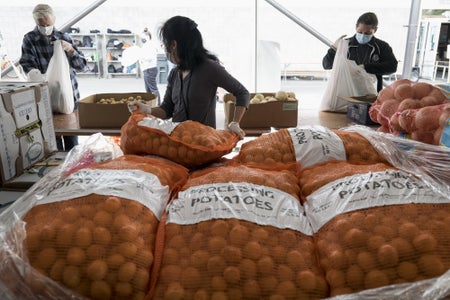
{"left": 143, "top": 67, "right": 160, "bottom": 104}
{"left": 56, "top": 135, "right": 78, "bottom": 151}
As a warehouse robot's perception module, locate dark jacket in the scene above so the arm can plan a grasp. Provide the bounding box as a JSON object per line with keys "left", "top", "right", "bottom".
{"left": 20, "top": 27, "right": 87, "bottom": 105}
{"left": 322, "top": 35, "right": 398, "bottom": 92}
{"left": 161, "top": 58, "right": 249, "bottom": 128}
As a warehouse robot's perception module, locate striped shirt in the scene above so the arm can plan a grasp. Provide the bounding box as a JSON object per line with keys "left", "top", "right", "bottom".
{"left": 19, "top": 26, "right": 87, "bottom": 108}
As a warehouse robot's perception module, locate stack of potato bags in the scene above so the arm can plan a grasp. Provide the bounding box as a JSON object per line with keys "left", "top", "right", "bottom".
{"left": 300, "top": 159, "right": 450, "bottom": 297}
{"left": 0, "top": 134, "right": 189, "bottom": 300}
{"left": 149, "top": 164, "right": 329, "bottom": 299}
{"left": 2, "top": 119, "right": 450, "bottom": 299}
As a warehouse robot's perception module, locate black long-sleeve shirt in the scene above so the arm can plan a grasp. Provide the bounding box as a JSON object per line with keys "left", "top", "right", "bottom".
{"left": 160, "top": 59, "right": 249, "bottom": 128}
{"left": 322, "top": 35, "right": 398, "bottom": 92}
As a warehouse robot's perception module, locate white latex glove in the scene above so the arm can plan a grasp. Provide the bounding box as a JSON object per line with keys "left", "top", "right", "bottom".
{"left": 227, "top": 121, "right": 245, "bottom": 139}
{"left": 61, "top": 40, "right": 74, "bottom": 54}
{"left": 128, "top": 100, "right": 152, "bottom": 114}
{"left": 332, "top": 34, "right": 346, "bottom": 50}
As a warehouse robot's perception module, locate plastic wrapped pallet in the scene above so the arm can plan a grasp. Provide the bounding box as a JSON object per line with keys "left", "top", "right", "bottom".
{"left": 303, "top": 163, "right": 450, "bottom": 297}
{"left": 0, "top": 134, "right": 189, "bottom": 300}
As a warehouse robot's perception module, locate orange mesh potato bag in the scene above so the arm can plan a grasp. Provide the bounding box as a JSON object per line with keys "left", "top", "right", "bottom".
{"left": 150, "top": 165, "right": 329, "bottom": 299}
{"left": 332, "top": 130, "right": 389, "bottom": 164}
{"left": 120, "top": 112, "right": 239, "bottom": 168}
{"left": 304, "top": 168, "right": 450, "bottom": 297}
{"left": 236, "top": 126, "right": 387, "bottom": 169}
{"left": 22, "top": 155, "right": 189, "bottom": 300}
{"left": 299, "top": 160, "right": 396, "bottom": 202}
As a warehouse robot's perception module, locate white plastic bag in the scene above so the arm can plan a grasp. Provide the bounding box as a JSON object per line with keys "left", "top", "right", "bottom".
{"left": 46, "top": 40, "right": 74, "bottom": 114}
{"left": 320, "top": 39, "right": 377, "bottom": 112}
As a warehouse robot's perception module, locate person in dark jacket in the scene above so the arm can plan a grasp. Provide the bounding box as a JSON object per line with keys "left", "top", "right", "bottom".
{"left": 322, "top": 12, "right": 397, "bottom": 92}
{"left": 20, "top": 4, "right": 87, "bottom": 151}
{"left": 129, "top": 16, "right": 249, "bottom": 139}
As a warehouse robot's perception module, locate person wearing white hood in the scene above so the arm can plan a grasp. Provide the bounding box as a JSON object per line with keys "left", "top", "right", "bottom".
{"left": 139, "top": 27, "right": 161, "bottom": 104}
{"left": 19, "top": 3, "right": 87, "bottom": 151}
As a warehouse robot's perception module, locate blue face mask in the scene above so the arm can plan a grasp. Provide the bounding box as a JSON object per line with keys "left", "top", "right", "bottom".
{"left": 356, "top": 32, "right": 373, "bottom": 44}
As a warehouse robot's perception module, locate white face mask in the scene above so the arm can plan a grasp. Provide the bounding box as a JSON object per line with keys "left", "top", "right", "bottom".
{"left": 38, "top": 25, "right": 54, "bottom": 36}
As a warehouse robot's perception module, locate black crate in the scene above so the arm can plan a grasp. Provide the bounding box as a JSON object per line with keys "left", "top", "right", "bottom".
{"left": 346, "top": 102, "right": 378, "bottom": 125}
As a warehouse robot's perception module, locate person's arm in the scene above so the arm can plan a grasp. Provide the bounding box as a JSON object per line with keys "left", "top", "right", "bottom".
{"left": 19, "top": 35, "right": 39, "bottom": 74}
{"left": 209, "top": 62, "right": 249, "bottom": 138}
{"left": 210, "top": 62, "right": 249, "bottom": 110}
{"left": 61, "top": 33, "right": 87, "bottom": 72}
{"left": 322, "top": 48, "right": 336, "bottom": 70}
{"left": 232, "top": 105, "right": 246, "bottom": 123}
{"left": 148, "top": 106, "right": 167, "bottom": 119}
{"left": 155, "top": 67, "right": 178, "bottom": 119}
{"left": 363, "top": 40, "right": 398, "bottom": 75}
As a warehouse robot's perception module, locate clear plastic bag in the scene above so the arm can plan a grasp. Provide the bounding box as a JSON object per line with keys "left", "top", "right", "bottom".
{"left": 45, "top": 40, "right": 74, "bottom": 114}
{"left": 320, "top": 39, "right": 377, "bottom": 112}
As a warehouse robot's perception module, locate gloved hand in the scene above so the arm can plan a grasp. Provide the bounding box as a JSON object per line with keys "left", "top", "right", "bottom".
{"left": 61, "top": 40, "right": 74, "bottom": 54}
{"left": 332, "top": 34, "right": 347, "bottom": 50}
{"left": 227, "top": 121, "right": 245, "bottom": 139}
{"left": 128, "top": 100, "right": 152, "bottom": 114}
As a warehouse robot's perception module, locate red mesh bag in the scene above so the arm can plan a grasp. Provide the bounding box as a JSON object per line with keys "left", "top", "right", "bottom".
{"left": 391, "top": 102, "right": 450, "bottom": 145}
{"left": 21, "top": 155, "right": 189, "bottom": 300}
{"left": 304, "top": 168, "right": 450, "bottom": 297}
{"left": 120, "top": 112, "right": 239, "bottom": 168}
{"left": 369, "top": 79, "right": 448, "bottom": 132}
{"left": 149, "top": 165, "right": 329, "bottom": 299}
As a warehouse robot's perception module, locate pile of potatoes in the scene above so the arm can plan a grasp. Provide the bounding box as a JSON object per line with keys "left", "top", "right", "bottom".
{"left": 300, "top": 159, "right": 450, "bottom": 297}
{"left": 97, "top": 96, "right": 151, "bottom": 105}
{"left": 24, "top": 195, "right": 157, "bottom": 300}
{"left": 249, "top": 91, "right": 297, "bottom": 104}
{"left": 154, "top": 219, "right": 329, "bottom": 299}
{"left": 18, "top": 155, "right": 189, "bottom": 300}
{"left": 153, "top": 165, "right": 328, "bottom": 299}
{"left": 315, "top": 204, "right": 450, "bottom": 297}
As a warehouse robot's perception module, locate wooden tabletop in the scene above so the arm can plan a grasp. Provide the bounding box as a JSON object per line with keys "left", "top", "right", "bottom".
{"left": 52, "top": 110, "right": 369, "bottom": 137}
{"left": 52, "top": 110, "right": 121, "bottom": 136}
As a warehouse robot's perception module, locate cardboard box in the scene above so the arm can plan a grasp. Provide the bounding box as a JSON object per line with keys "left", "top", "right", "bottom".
{"left": 0, "top": 82, "right": 57, "bottom": 184}
{"left": 2, "top": 152, "right": 66, "bottom": 190}
{"left": 338, "top": 95, "right": 379, "bottom": 126}
{"left": 224, "top": 93, "right": 298, "bottom": 129}
{"left": 78, "top": 92, "right": 157, "bottom": 128}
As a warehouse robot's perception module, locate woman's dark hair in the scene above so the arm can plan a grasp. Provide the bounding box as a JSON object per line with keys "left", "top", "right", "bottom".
{"left": 356, "top": 12, "right": 378, "bottom": 28}
{"left": 158, "top": 15, "right": 219, "bottom": 70}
